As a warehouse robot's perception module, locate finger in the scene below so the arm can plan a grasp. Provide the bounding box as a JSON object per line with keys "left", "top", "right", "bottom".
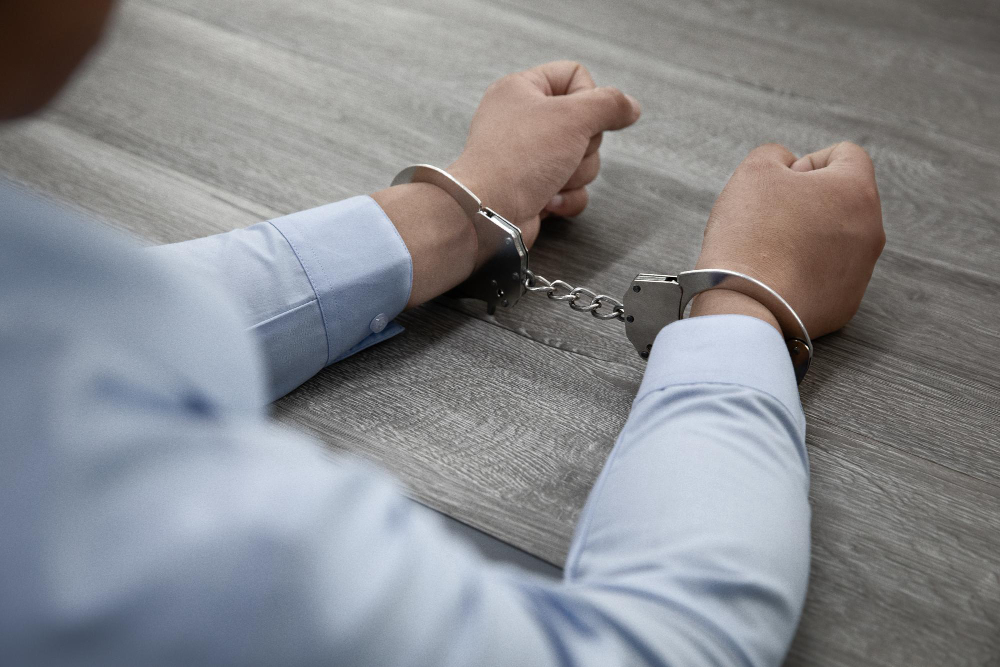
{"left": 790, "top": 154, "right": 819, "bottom": 172}
{"left": 744, "top": 142, "right": 797, "bottom": 168}
{"left": 565, "top": 152, "right": 601, "bottom": 190}
{"left": 566, "top": 86, "right": 641, "bottom": 134}
{"left": 791, "top": 141, "right": 874, "bottom": 176}
{"left": 584, "top": 133, "right": 603, "bottom": 157}
{"left": 525, "top": 60, "right": 596, "bottom": 96}
{"left": 544, "top": 188, "right": 589, "bottom": 217}
{"left": 790, "top": 142, "right": 845, "bottom": 171}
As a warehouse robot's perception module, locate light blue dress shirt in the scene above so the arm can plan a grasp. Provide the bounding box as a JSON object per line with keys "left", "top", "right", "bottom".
{"left": 0, "top": 179, "right": 810, "bottom": 666}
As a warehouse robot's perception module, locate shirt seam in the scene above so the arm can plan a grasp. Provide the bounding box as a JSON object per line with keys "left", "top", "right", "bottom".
{"left": 246, "top": 297, "right": 319, "bottom": 332}
{"left": 266, "top": 220, "right": 334, "bottom": 365}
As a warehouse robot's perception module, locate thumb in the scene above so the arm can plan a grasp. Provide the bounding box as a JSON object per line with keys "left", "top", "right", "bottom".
{"left": 565, "top": 86, "right": 641, "bottom": 134}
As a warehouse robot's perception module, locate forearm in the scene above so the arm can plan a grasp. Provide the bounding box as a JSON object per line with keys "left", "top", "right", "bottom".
{"left": 146, "top": 181, "right": 483, "bottom": 401}
{"left": 147, "top": 196, "right": 413, "bottom": 401}
{"left": 557, "top": 316, "right": 811, "bottom": 665}
{"left": 56, "top": 308, "right": 810, "bottom": 666}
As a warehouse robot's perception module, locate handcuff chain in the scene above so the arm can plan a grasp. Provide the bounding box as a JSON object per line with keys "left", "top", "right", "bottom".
{"left": 524, "top": 270, "right": 626, "bottom": 321}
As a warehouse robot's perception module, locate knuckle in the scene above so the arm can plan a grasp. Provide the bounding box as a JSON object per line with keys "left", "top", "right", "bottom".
{"left": 851, "top": 185, "right": 885, "bottom": 258}
{"left": 597, "top": 86, "right": 628, "bottom": 108}
{"left": 740, "top": 155, "right": 776, "bottom": 175}
{"left": 586, "top": 152, "right": 601, "bottom": 176}
{"left": 741, "top": 143, "right": 788, "bottom": 171}
{"left": 862, "top": 181, "right": 881, "bottom": 208}
{"left": 602, "top": 86, "right": 630, "bottom": 111}
{"left": 852, "top": 175, "right": 881, "bottom": 211}
{"left": 568, "top": 189, "right": 590, "bottom": 215}
{"left": 568, "top": 155, "right": 601, "bottom": 189}
{"left": 876, "top": 227, "right": 887, "bottom": 254}
{"left": 841, "top": 140, "right": 877, "bottom": 172}
{"left": 751, "top": 142, "right": 788, "bottom": 157}
{"left": 840, "top": 140, "right": 871, "bottom": 160}
{"left": 864, "top": 226, "right": 887, "bottom": 262}
{"left": 487, "top": 74, "right": 517, "bottom": 93}
{"left": 484, "top": 78, "right": 504, "bottom": 96}
{"left": 869, "top": 208, "right": 887, "bottom": 255}
{"left": 562, "top": 60, "right": 591, "bottom": 85}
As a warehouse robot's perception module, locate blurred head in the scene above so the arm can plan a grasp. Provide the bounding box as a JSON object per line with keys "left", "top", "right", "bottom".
{"left": 0, "top": 0, "right": 117, "bottom": 119}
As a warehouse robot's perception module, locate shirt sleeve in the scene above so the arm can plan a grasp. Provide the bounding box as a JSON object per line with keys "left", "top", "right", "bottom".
{"left": 31, "top": 312, "right": 810, "bottom": 667}
{"left": 148, "top": 196, "right": 413, "bottom": 401}
{"left": 342, "top": 313, "right": 811, "bottom": 666}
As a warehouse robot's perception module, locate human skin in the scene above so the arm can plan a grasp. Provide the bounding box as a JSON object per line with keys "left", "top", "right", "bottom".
{"left": 691, "top": 142, "right": 885, "bottom": 336}
{"left": 372, "top": 61, "right": 642, "bottom": 307}
{"left": 0, "top": 0, "right": 117, "bottom": 119}
{"left": 0, "top": 1, "right": 883, "bottom": 333}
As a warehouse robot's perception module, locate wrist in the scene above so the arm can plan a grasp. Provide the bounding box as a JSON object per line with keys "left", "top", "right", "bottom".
{"left": 371, "top": 182, "right": 477, "bottom": 308}
{"left": 447, "top": 156, "right": 516, "bottom": 222}
{"left": 689, "top": 289, "right": 781, "bottom": 332}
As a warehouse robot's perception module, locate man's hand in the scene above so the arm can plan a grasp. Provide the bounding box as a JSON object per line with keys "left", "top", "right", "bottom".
{"left": 450, "top": 60, "right": 642, "bottom": 247}
{"left": 691, "top": 142, "right": 886, "bottom": 338}
{"left": 374, "top": 61, "right": 640, "bottom": 308}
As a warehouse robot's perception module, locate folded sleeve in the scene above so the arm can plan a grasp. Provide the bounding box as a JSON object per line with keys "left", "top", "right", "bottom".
{"left": 148, "top": 196, "right": 412, "bottom": 401}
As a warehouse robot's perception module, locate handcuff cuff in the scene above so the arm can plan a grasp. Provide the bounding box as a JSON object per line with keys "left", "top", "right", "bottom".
{"left": 392, "top": 164, "right": 813, "bottom": 384}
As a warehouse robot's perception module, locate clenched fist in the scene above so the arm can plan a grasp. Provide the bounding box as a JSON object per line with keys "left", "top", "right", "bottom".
{"left": 376, "top": 61, "right": 641, "bottom": 307}
{"left": 450, "top": 60, "right": 641, "bottom": 247}
{"left": 692, "top": 142, "right": 886, "bottom": 338}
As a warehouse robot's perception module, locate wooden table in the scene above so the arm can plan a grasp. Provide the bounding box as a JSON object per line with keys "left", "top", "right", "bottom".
{"left": 2, "top": 0, "right": 998, "bottom": 663}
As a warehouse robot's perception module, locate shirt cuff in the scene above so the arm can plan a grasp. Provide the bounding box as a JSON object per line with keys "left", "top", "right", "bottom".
{"left": 269, "top": 195, "right": 413, "bottom": 366}
{"left": 636, "top": 314, "right": 805, "bottom": 432}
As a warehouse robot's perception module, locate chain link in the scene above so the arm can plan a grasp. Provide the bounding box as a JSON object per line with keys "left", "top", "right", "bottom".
{"left": 524, "top": 270, "right": 626, "bottom": 321}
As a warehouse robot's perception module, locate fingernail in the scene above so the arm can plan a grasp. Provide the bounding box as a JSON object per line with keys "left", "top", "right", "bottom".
{"left": 547, "top": 194, "right": 564, "bottom": 210}
{"left": 625, "top": 94, "right": 641, "bottom": 116}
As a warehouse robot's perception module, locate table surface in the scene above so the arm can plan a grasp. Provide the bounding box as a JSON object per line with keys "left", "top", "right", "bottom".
{"left": 2, "top": 0, "right": 998, "bottom": 664}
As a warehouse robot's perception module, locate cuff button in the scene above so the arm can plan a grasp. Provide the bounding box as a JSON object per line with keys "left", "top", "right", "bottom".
{"left": 370, "top": 313, "right": 388, "bottom": 334}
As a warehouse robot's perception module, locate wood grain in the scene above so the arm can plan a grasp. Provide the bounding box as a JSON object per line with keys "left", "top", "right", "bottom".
{"left": 795, "top": 426, "right": 1000, "bottom": 666}
{"left": 1, "top": 0, "right": 998, "bottom": 664}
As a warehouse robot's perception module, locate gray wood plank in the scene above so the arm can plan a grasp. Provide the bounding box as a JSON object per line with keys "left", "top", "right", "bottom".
{"left": 0, "top": 119, "right": 277, "bottom": 241}
{"left": 793, "top": 426, "right": 1000, "bottom": 666}
{"left": 275, "top": 302, "right": 634, "bottom": 563}
{"left": 2, "top": 0, "right": 998, "bottom": 664}
{"left": 491, "top": 0, "right": 1000, "bottom": 151}
{"left": 143, "top": 0, "right": 1000, "bottom": 276}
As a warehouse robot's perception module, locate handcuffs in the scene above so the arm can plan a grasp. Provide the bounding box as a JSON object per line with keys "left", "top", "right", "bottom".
{"left": 392, "top": 164, "right": 813, "bottom": 384}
